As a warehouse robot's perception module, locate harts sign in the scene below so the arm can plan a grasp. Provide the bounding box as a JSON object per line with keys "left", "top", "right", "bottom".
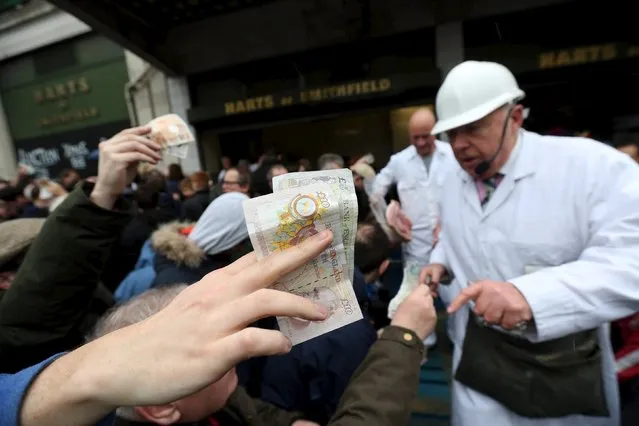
{"left": 32, "top": 77, "right": 100, "bottom": 128}
{"left": 539, "top": 43, "right": 639, "bottom": 69}
{"left": 224, "top": 78, "right": 392, "bottom": 116}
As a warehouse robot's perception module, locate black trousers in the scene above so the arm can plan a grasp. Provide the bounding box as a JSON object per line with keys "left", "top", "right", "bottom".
{"left": 621, "top": 376, "right": 639, "bottom": 426}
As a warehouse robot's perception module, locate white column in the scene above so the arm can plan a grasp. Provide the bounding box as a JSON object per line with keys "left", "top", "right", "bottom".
{"left": 167, "top": 76, "right": 201, "bottom": 174}
{"left": 124, "top": 51, "right": 201, "bottom": 174}
{"left": 0, "top": 95, "right": 17, "bottom": 179}
{"left": 435, "top": 21, "right": 464, "bottom": 78}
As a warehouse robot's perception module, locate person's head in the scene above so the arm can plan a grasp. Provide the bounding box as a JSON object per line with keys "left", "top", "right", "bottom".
{"left": 189, "top": 192, "right": 251, "bottom": 260}
{"left": 298, "top": 158, "right": 311, "bottom": 172}
{"left": 57, "top": 168, "right": 80, "bottom": 191}
{"left": 221, "top": 156, "right": 232, "bottom": 170}
{"left": 267, "top": 164, "right": 288, "bottom": 189}
{"left": 432, "top": 61, "right": 526, "bottom": 180}
{"left": 409, "top": 109, "right": 437, "bottom": 157}
{"left": 179, "top": 178, "right": 195, "bottom": 199}
{"left": 615, "top": 142, "right": 639, "bottom": 163}
{"left": 133, "top": 183, "right": 160, "bottom": 211}
{"left": 237, "top": 159, "right": 250, "bottom": 174}
{"left": 317, "top": 153, "right": 344, "bottom": 170}
{"left": 137, "top": 163, "right": 156, "bottom": 182}
{"left": 92, "top": 285, "right": 238, "bottom": 424}
{"left": 222, "top": 168, "right": 250, "bottom": 195}
{"left": 167, "top": 163, "right": 185, "bottom": 181}
{"left": 189, "top": 171, "right": 210, "bottom": 192}
{"left": 354, "top": 222, "right": 392, "bottom": 283}
{"left": 143, "top": 169, "right": 167, "bottom": 194}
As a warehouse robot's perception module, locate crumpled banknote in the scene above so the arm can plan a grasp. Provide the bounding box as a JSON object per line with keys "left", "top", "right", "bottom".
{"left": 243, "top": 183, "right": 362, "bottom": 345}
{"left": 272, "top": 169, "right": 358, "bottom": 283}
{"left": 387, "top": 261, "right": 422, "bottom": 319}
{"left": 148, "top": 114, "right": 195, "bottom": 159}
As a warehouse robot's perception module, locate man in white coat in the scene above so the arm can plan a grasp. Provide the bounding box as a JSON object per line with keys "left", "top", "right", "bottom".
{"left": 373, "top": 108, "right": 456, "bottom": 347}
{"left": 420, "top": 60, "right": 639, "bottom": 426}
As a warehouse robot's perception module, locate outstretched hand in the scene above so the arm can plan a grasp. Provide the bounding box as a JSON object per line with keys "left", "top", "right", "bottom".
{"left": 21, "top": 230, "right": 335, "bottom": 426}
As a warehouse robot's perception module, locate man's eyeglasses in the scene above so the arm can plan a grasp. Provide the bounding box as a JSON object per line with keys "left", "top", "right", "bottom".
{"left": 222, "top": 180, "right": 240, "bottom": 185}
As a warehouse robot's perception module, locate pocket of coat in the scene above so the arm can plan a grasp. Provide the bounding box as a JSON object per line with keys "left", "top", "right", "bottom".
{"left": 397, "top": 181, "right": 420, "bottom": 195}
{"left": 510, "top": 241, "right": 573, "bottom": 273}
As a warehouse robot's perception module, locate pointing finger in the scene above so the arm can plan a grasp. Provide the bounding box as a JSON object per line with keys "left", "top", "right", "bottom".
{"left": 238, "top": 230, "right": 333, "bottom": 295}
{"left": 447, "top": 283, "right": 483, "bottom": 314}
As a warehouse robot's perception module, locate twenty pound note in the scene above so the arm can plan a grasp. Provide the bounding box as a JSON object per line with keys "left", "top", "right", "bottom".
{"left": 243, "top": 184, "right": 363, "bottom": 345}
{"left": 272, "top": 169, "right": 358, "bottom": 283}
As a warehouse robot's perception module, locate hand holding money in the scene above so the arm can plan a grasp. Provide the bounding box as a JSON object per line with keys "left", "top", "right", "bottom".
{"left": 92, "top": 126, "right": 161, "bottom": 209}
{"left": 245, "top": 170, "right": 362, "bottom": 344}
{"left": 391, "top": 282, "right": 438, "bottom": 341}
{"left": 147, "top": 114, "right": 195, "bottom": 159}
{"left": 388, "top": 262, "right": 422, "bottom": 319}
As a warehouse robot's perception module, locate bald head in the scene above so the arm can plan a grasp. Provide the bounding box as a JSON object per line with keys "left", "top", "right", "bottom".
{"left": 409, "top": 108, "right": 436, "bottom": 157}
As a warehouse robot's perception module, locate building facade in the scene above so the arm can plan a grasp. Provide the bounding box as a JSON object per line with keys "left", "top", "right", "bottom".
{"left": 0, "top": 0, "right": 201, "bottom": 179}
{"left": 49, "top": 0, "right": 638, "bottom": 174}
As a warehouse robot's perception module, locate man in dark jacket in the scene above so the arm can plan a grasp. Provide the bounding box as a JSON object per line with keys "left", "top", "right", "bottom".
{"left": 181, "top": 171, "right": 211, "bottom": 221}
{"left": 257, "top": 267, "right": 377, "bottom": 425}
{"left": 0, "top": 126, "right": 156, "bottom": 373}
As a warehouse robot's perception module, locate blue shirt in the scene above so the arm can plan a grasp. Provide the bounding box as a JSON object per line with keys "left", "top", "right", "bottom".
{"left": 0, "top": 353, "right": 114, "bottom": 426}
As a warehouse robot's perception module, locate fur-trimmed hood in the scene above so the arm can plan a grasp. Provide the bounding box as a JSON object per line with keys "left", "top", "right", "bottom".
{"left": 151, "top": 221, "right": 204, "bottom": 268}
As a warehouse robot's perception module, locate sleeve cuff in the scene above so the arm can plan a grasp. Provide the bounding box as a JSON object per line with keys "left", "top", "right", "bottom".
{"left": 429, "top": 246, "right": 448, "bottom": 272}
{"left": 52, "top": 183, "right": 132, "bottom": 235}
{"left": 510, "top": 270, "right": 581, "bottom": 342}
{"left": 381, "top": 326, "right": 425, "bottom": 355}
{"left": 2, "top": 353, "right": 66, "bottom": 426}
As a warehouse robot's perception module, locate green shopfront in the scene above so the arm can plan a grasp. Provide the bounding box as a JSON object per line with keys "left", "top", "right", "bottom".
{"left": 0, "top": 34, "right": 130, "bottom": 178}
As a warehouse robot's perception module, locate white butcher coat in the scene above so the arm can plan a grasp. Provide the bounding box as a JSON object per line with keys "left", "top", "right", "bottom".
{"left": 431, "top": 129, "right": 639, "bottom": 426}
{"left": 373, "top": 140, "right": 457, "bottom": 266}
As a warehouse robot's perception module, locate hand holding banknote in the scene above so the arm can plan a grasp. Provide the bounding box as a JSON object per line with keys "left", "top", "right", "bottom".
{"left": 387, "top": 262, "right": 422, "bottom": 319}
{"left": 244, "top": 180, "right": 362, "bottom": 344}
{"left": 92, "top": 126, "right": 161, "bottom": 209}
{"left": 147, "top": 114, "right": 195, "bottom": 159}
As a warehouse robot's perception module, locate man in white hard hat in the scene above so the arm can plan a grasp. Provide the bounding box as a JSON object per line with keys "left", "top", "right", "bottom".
{"left": 373, "top": 108, "right": 457, "bottom": 349}
{"left": 419, "top": 60, "right": 639, "bottom": 426}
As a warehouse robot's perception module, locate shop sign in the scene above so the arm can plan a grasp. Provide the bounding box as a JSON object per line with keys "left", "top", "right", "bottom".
{"left": 538, "top": 43, "right": 639, "bottom": 69}
{"left": 2, "top": 60, "right": 130, "bottom": 140}
{"left": 223, "top": 78, "right": 393, "bottom": 116}
{"left": 30, "top": 77, "right": 102, "bottom": 128}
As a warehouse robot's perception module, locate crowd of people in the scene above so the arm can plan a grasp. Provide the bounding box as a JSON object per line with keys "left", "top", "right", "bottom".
{"left": 1, "top": 59, "right": 639, "bottom": 426}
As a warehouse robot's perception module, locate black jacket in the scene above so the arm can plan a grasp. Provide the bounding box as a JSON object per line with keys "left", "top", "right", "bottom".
{"left": 181, "top": 190, "right": 211, "bottom": 222}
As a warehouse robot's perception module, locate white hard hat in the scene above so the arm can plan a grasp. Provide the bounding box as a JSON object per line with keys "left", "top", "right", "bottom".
{"left": 431, "top": 61, "right": 525, "bottom": 135}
